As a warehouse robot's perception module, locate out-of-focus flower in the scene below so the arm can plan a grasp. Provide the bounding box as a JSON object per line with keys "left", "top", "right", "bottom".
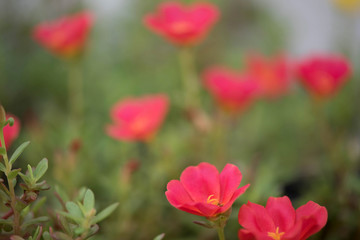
{"left": 334, "top": 0, "right": 360, "bottom": 12}
{"left": 1, "top": 114, "right": 20, "bottom": 149}
{"left": 166, "top": 162, "right": 250, "bottom": 218}
{"left": 144, "top": 1, "right": 219, "bottom": 46}
{"left": 238, "top": 196, "right": 328, "bottom": 240}
{"left": 296, "top": 55, "right": 351, "bottom": 99}
{"left": 246, "top": 54, "right": 291, "bottom": 99}
{"left": 203, "top": 67, "right": 260, "bottom": 113}
{"left": 106, "top": 94, "right": 169, "bottom": 142}
{"left": 33, "top": 11, "right": 93, "bottom": 58}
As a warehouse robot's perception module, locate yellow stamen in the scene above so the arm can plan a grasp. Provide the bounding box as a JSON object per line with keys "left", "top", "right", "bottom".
{"left": 130, "top": 117, "right": 148, "bottom": 133}
{"left": 267, "top": 227, "right": 285, "bottom": 240}
{"left": 206, "top": 195, "right": 223, "bottom": 206}
{"left": 170, "top": 21, "right": 191, "bottom": 34}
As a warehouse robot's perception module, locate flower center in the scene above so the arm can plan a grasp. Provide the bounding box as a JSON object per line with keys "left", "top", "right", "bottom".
{"left": 169, "top": 21, "right": 192, "bottom": 34}
{"left": 206, "top": 195, "right": 223, "bottom": 206}
{"left": 267, "top": 227, "right": 285, "bottom": 240}
{"left": 130, "top": 117, "right": 148, "bottom": 133}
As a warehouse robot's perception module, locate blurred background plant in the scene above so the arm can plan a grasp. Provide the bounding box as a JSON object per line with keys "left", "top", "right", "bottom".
{"left": 0, "top": 0, "right": 359, "bottom": 239}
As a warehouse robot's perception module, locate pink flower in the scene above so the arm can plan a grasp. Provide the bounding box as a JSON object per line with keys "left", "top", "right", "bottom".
{"left": 1, "top": 114, "right": 20, "bottom": 149}
{"left": 106, "top": 94, "right": 169, "bottom": 142}
{"left": 296, "top": 54, "right": 351, "bottom": 99}
{"left": 203, "top": 67, "right": 260, "bottom": 113}
{"left": 144, "top": 1, "right": 219, "bottom": 46}
{"left": 238, "top": 196, "right": 328, "bottom": 240}
{"left": 33, "top": 11, "right": 93, "bottom": 58}
{"left": 166, "top": 162, "right": 250, "bottom": 218}
{"left": 246, "top": 54, "right": 291, "bottom": 99}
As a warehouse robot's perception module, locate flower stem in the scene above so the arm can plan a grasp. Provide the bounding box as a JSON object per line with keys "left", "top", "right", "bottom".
{"left": 216, "top": 227, "right": 226, "bottom": 240}
{"left": 68, "top": 60, "right": 83, "bottom": 131}
{"left": 178, "top": 47, "right": 200, "bottom": 109}
{"left": 0, "top": 127, "right": 20, "bottom": 235}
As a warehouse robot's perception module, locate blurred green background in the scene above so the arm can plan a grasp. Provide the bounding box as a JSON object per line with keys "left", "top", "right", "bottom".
{"left": 1, "top": 0, "right": 360, "bottom": 239}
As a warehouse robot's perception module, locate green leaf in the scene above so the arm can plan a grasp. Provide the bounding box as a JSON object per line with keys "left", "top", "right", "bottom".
{"left": 42, "top": 232, "right": 51, "bottom": 240}
{"left": 83, "top": 189, "right": 95, "bottom": 213}
{"left": 21, "top": 216, "right": 48, "bottom": 230}
{"left": 7, "top": 168, "right": 21, "bottom": 179}
{"left": 0, "top": 147, "right": 5, "bottom": 156}
{"left": 0, "top": 105, "right": 6, "bottom": 124}
{"left": 91, "top": 202, "right": 119, "bottom": 224}
{"left": 0, "top": 218, "right": 13, "bottom": 226}
{"left": 27, "top": 165, "right": 34, "bottom": 180}
{"left": 0, "top": 162, "right": 6, "bottom": 173}
{"left": 57, "top": 211, "right": 83, "bottom": 224}
{"left": 18, "top": 172, "right": 31, "bottom": 185}
{"left": 34, "top": 158, "right": 48, "bottom": 181}
{"left": 154, "top": 233, "right": 165, "bottom": 240}
{"left": 66, "top": 202, "right": 83, "bottom": 219}
{"left": 9, "top": 141, "right": 30, "bottom": 165}
{"left": 31, "top": 196, "right": 47, "bottom": 213}
{"left": 55, "top": 185, "right": 69, "bottom": 203}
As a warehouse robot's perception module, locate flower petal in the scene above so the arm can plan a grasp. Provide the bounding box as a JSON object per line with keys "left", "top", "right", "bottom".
{"left": 180, "top": 162, "right": 220, "bottom": 202}
{"left": 238, "top": 229, "right": 256, "bottom": 240}
{"left": 194, "top": 202, "right": 219, "bottom": 217}
{"left": 220, "top": 184, "right": 250, "bottom": 213}
{"left": 265, "top": 196, "right": 296, "bottom": 232}
{"left": 219, "top": 163, "right": 243, "bottom": 203}
{"left": 238, "top": 201, "right": 275, "bottom": 233}
{"left": 295, "top": 201, "right": 328, "bottom": 240}
{"left": 165, "top": 180, "right": 194, "bottom": 207}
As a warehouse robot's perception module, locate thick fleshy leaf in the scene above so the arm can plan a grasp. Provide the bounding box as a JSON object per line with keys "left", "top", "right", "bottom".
{"left": 9, "top": 141, "right": 30, "bottom": 165}
{"left": 180, "top": 162, "right": 220, "bottom": 202}
{"left": 91, "top": 202, "right": 119, "bottom": 224}
{"left": 238, "top": 201, "right": 275, "bottom": 233}
{"left": 219, "top": 163, "right": 243, "bottom": 204}
{"left": 83, "top": 189, "right": 95, "bottom": 213}
{"left": 266, "top": 196, "right": 296, "bottom": 232}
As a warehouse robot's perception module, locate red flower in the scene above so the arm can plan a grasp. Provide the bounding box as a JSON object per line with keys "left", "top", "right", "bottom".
{"left": 238, "top": 196, "right": 328, "bottom": 240}
{"left": 33, "top": 11, "right": 93, "bottom": 58}
{"left": 296, "top": 55, "right": 351, "bottom": 99}
{"left": 203, "top": 67, "right": 260, "bottom": 113}
{"left": 1, "top": 114, "right": 20, "bottom": 149}
{"left": 106, "top": 94, "right": 169, "bottom": 142}
{"left": 246, "top": 54, "right": 291, "bottom": 99}
{"left": 144, "top": 1, "right": 219, "bottom": 46}
{"left": 166, "top": 162, "right": 250, "bottom": 218}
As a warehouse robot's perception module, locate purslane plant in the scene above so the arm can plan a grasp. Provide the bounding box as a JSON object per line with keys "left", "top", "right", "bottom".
{"left": 0, "top": 106, "right": 118, "bottom": 239}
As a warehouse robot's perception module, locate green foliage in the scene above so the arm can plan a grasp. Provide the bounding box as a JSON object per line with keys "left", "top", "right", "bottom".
{"left": 9, "top": 141, "right": 30, "bottom": 165}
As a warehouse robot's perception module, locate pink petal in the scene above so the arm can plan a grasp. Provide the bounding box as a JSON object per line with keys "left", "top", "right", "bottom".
{"left": 165, "top": 180, "right": 193, "bottom": 207}
{"left": 220, "top": 184, "right": 250, "bottom": 213}
{"left": 219, "top": 163, "right": 243, "bottom": 203}
{"left": 265, "top": 196, "right": 296, "bottom": 232}
{"left": 295, "top": 201, "right": 328, "bottom": 239}
{"left": 238, "top": 229, "right": 256, "bottom": 240}
{"left": 180, "top": 162, "right": 220, "bottom": 202}
{"left": 238, "top": 201, "right": 275, "bottom": 233}
{"left": 194, "top": 202, "right": 219, "bottom": 217}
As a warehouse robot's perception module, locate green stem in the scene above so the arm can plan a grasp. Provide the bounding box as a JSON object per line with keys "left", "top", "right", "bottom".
{"left": 68, "top": 61, "right": 83, "bottom": 130}
{"left": 216, "top": 227, "right": 226, "bottom": 240}
{"left": 178, "top": 47, "right": 200, "bottom": 109}
{"left": 0, "top": 128, "right": 20, "bottom": 235}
